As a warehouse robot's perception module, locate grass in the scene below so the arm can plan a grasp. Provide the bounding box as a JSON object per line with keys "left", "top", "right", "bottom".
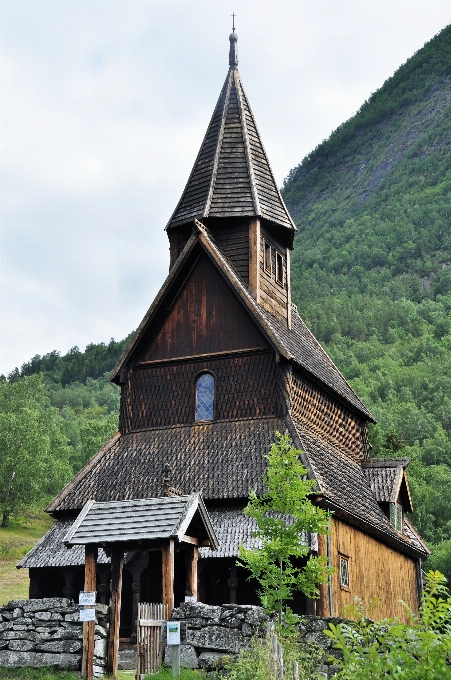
{"left": 0, "top": 669, "right": 78, "bottom": 680}
{"left": 0, "top": 510, "right": 54, "bottom": 605}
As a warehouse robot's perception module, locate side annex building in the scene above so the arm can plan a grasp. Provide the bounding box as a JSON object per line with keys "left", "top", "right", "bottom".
{"left": 19, "top": 32, "right": 429, "bottom": 636}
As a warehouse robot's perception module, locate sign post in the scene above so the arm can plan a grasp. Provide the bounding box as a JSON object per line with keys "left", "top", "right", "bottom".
{"left": 167, "top": 621, "right": 181, "bottom": 678}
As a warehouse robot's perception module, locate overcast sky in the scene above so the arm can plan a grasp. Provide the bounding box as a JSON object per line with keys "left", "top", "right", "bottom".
{"left": 1, "top": 1, "right": 450, "bottom": 376}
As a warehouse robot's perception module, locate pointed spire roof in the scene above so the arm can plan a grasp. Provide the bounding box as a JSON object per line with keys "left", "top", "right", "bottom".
{"left": 166, "top": 33, "right": 295, "bottom": 232}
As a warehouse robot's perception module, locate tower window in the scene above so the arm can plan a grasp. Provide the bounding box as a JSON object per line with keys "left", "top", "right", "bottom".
{"left": 339, "top": 555, "right": 350, "bottom": 590}
{"left": 276, "top": 251, "right": 284, "bottom": 286}
{"left": 390, "top": 502, "right": 403, "bottom": 532}
{"left": 195, "top": 373, "right": 215, "bottom": 422}
{"left": 264, "top": 240, "right": 272, "bottom": 273}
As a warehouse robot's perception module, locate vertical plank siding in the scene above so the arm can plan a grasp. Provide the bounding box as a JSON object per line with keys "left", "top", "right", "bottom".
{"left": 324, "top": 518, "right": 419, "bottom": 621}
{"left": 120, "top": 351, "right": 279, "bottom": 432}
{"left": 291, "top": 369, "right": 369, "bottom": 463}
{"left": 137, "top": 603, "right": 168, "bottom": 677}
{"left": 259, "top": 228, "right": 289, "bottom": 323}
{"left": 210, "top": 222, "right": 250, "bottom": 284}
{"left": 143, "top": 254, "right": 266, "bottom": 362}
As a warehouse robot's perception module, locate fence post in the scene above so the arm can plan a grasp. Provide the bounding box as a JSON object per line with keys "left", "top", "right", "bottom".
{"left": 292, "top": 661, "right": 299, "bottom": 680}
{"left": 270, "top": 634, "right": 278, "bottom": 678}
{"left": 277, "top": 642, "right": 284, "bottom": 680}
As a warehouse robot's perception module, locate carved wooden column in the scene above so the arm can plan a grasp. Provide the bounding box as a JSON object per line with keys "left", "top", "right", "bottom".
{"left": 97, "top": 565, "right": 111, "bottom": 606}
{"left": 82, "top": 545, "right": 97, "bottom": 680}
{"left": 107, "top": 546, "right": 124, "bottom": 676}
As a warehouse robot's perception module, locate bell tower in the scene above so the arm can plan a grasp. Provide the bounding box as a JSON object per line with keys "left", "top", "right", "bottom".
{"left": 166, "top": 32, "right": 296, "bottom": 327}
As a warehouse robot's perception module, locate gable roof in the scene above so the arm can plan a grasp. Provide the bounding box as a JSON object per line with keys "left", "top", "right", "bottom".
{"left": 288, "top": 416, "right": 428, "bottom": 558}
{"left": 63, "top": 494, "right": 219, "bottom": 550}
{"left": 166, "top": 52, "right": 295, "bottom": 232}
{"left": 363, "top": 460, "right": 413, "bottom": 512}
{"left": 110, "top": 222, "right": 374, "bottom": 421}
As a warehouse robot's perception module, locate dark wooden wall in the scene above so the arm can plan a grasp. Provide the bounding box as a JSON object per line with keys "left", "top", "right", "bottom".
{"left": 291, "top": 369, "right": 369, "bottom": 463}
{"left": 120, "top": 351, "right": 280, "bottom": 433}
{"left": 209, "top": 221, "right": 250, "bottom": 284}
{"left": 142, "top": 254, "right": 267, "bottom": 362}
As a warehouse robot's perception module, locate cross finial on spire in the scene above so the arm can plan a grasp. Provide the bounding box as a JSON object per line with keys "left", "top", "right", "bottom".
{"left": 232, "top": 12, "right": 236, "bottom": 33}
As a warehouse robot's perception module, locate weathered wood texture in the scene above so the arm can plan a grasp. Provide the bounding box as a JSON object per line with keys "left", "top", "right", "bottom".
{"left": 143, "top": 254, "right": 266, "bottom": 362}
{"left": 291, "top": 370, "right": 369, "bottom": 463}
{"left": 162, "top": 539, "right": 175, "bottom": 615}
{"left": 248, "top": 218, "right": 260, "bottom": 301}
{"left": 120, "top": 351, "right": 279, "bottom": 432}
{"left": 259, "top": 227, "right": 288, "bottom": 323}
{"left": 107, "top": 547, "right": 124, "bottom": 676}
{"left": 185, "top": 544, "right": 199, "bottom": 598}
{"left": 318, "top": 518, "right": 419, "bottom": 621}
{"left": 209, "top": 221, "right": 250, "bottom": 283}
{"left": 82, "top": 545, "right": 97, "bottom": 680}
{"left": 136, "top": 603, "right": 168, "bottom": 677}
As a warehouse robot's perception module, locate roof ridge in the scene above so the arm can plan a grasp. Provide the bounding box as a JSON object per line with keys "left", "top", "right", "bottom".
{"left": 204, "top": 70, "right": 234, "bottom": 217}
{"left": 234, "top": 70, "right": 261, "bottom": 216}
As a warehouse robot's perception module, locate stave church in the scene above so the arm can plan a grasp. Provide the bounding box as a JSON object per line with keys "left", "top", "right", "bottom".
{"left": 19, "top": 31, "right": 429, "bottom": 639}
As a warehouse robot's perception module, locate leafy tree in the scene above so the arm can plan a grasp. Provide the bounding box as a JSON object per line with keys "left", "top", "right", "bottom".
{"left": 0, "top": 375, "right": 71, "bottom": 526}
{"left": 238, "top": 432, "right": 332, "bottom": 624}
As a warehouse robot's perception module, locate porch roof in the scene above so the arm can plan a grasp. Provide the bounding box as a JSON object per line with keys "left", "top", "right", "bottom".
{"left": 63, "top": 494, "right": 219, "bottom": 550}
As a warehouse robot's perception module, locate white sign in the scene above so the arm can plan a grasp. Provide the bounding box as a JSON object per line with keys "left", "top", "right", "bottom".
{"left": 184, "top": 596, "right": 197, "bottom": 603}
{"left": 79, "top": 591, "right": 96, "bottom": 606}
{"left": 167, "top": 621, "right": 181, "bottom": 645}
{"left": 80, "top": 608, "right": 96, "bottom": 622}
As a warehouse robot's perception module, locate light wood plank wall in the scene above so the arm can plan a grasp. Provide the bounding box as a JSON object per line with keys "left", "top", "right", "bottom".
{"left": 318, "top": 517, "right": 419, "bottom": 622}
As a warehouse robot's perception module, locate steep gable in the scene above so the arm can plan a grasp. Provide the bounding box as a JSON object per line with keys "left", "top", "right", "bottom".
{"left": 141, "top": 252, "right": 268, "bottom": 362}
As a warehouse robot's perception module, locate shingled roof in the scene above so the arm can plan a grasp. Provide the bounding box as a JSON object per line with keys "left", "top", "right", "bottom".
{"left": 43, "top": 413, "right": 427, "bottom": 559}
{"left": 166, "top": 34, "right": 295, "bottom": 232}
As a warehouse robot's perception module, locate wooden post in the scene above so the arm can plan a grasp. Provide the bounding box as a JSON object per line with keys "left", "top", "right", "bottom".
{"left": 248, "top": 218, "right": 261, "bottom": 303}
{"left": 82, "top": 544, "right": 97, "bottom": 680}
{"left": 316, "top": 533, "right": 328, "bottom": 617}
{"left": 171, "top": 643, "right": 181, "bottom": 678}
{"left": 107, "top": 547, "right": 124, "bottom": 677}
{"left": 162, "top": 539, "right": 175, "bottom": 615}
{"left": 185, "top": 544, "right": 198, "bottom": 599}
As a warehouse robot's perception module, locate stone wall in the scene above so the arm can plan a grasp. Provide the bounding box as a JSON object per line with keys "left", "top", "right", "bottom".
{"left": 0, "top": 598, "right": 109, "bottom": 678}
{"left": 162, "top": 603, "right": 342, "bottom": 678}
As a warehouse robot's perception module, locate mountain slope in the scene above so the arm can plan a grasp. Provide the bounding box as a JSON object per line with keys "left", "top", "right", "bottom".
{"left": 282, "top": 25, "right": 451, "bottom": 579}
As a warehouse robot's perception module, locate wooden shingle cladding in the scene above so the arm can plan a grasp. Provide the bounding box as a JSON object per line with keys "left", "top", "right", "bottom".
{"left": 291, "top": 369, "right": 369, "bottom": 463}
{"left": 119, "top": 351, "right": 281, "bottom": 432}
{"left": 166, "top": 67, "right": 295, "bottom": 234}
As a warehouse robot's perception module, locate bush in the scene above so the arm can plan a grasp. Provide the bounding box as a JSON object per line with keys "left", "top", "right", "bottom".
{"left": 324, "top": 570, "right": 451, "bottom": 679}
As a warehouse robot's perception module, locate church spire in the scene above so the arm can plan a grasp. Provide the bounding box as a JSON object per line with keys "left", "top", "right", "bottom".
{"left": 166, "top": 33, "right": 295, "bottom": 234}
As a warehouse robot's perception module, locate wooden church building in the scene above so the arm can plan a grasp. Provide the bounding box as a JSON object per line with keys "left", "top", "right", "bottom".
{"left": 19, "top": 31, "right": 428, "bottom": 633}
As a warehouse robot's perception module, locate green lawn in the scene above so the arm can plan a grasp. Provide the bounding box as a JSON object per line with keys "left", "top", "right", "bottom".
{"left": 0, "top": 510, "right": 54, "bottom": 605}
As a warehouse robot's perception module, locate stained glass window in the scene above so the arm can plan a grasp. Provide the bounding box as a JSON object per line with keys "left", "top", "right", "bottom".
{"left": 195, "top": 373, "right": 215, "bottom": 421}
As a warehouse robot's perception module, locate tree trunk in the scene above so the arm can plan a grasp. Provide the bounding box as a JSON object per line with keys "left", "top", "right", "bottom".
{"left": 2, "top": 512, "right": 9, "bottom": 527}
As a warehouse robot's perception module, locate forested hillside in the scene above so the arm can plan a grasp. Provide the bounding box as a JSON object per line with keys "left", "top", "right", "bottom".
{"left": 283, "top": 25, "right": 451, "bottom": 578}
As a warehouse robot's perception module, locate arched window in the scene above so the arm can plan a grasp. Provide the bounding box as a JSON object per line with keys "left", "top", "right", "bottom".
{"left": 195, "top": 373, "right": 215, "bottom": 421}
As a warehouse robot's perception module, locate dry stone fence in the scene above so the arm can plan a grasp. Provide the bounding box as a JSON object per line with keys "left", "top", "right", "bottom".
{"left": 0, "top": 598, "right": 109, "bottom": 677}
{"left": 162, "top": 603, "right": 342, "bottom": 678}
